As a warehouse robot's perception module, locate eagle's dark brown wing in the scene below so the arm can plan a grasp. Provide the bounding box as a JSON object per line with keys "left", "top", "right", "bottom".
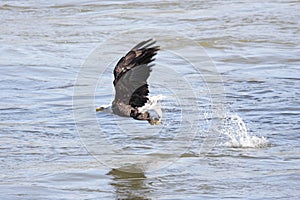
{"left": 113, "top": 39, "right": 159, "bottom": 110}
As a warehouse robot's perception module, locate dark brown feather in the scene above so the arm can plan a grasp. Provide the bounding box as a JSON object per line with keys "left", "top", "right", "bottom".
{"left": 112, "top": 39, "right": 159, "bottom": 117}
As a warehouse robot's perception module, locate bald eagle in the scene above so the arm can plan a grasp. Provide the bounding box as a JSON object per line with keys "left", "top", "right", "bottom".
{"left": 96, "top": 39, "right": 161, "bottom": 125}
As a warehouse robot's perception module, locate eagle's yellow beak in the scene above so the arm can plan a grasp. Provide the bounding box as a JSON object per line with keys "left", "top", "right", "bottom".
{"left": 96, "top": 107, "right": 104, "bottom": 112}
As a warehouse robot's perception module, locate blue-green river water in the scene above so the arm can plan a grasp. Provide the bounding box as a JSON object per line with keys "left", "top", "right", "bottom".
{"left": 1, "top": 1, "right": 299, "bottom": 199}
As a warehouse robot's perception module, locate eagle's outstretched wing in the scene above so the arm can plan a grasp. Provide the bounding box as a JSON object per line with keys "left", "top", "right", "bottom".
{"left": 113, "top": 39, "right": 159, "bottom": 109}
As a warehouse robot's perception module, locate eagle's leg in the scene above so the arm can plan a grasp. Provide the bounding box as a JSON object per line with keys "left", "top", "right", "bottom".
{"left": 130, "top": 109, "right": 161, "bottom": 125}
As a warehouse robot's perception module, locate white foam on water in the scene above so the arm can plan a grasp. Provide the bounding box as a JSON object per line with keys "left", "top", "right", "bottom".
{"left": 221, "top": 114, "right": 268, "bottom": 148}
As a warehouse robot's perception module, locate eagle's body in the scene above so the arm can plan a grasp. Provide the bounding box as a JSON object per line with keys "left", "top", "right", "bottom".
{"left": 97, "top": 39, "right": 160, "bottom": 125}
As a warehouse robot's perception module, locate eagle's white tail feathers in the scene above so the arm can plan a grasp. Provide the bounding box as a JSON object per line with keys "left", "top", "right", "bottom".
{"left": 138, "top": 95, "right": 164, "bottom": 118}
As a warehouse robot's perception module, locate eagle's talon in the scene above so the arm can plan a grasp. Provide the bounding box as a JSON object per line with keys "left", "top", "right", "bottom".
{"left": 148, "top": 118, "right": 162, "bottom": 125}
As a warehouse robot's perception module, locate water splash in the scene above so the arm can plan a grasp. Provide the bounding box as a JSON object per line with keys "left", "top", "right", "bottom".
{"left": 221, "top": 114, "right": 268, "bottom": 148}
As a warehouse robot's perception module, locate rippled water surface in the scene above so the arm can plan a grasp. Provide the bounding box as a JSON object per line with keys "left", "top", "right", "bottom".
{"left": 1, "top": 0, "right": 299, "bottom": 199}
